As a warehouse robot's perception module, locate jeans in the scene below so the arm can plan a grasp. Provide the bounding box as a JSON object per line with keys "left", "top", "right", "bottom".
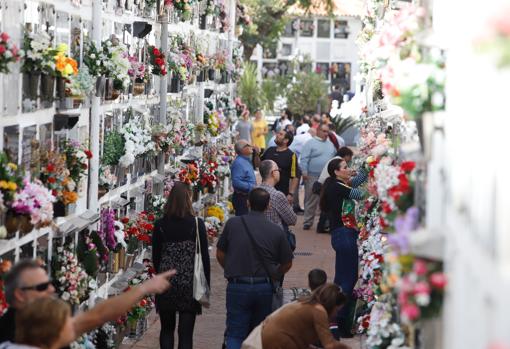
{"left": 331, "top": 227, "right": 358, "bottom": 327}
{"left": 232, "top": 192, "right": 249, "bottom": 216}
{"left": 225, "top": 282, "right": 273, "bottom": 349}
{"left": 159, "top": 311, "right": 196, "bottom": 349}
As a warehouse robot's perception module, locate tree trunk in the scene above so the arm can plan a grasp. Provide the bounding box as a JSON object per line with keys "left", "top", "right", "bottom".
{"left": 243, "top": 43, "right": 257, "bottom": 62}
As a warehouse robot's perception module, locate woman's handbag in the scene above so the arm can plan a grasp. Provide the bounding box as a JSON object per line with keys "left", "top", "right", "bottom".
{"left": 193, "top": 217, "right": 210, "bottom": 308}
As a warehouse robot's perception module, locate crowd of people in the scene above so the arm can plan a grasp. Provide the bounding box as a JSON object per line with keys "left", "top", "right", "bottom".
{"left": 0, "top": 104, "right": 363, "bottom": 349}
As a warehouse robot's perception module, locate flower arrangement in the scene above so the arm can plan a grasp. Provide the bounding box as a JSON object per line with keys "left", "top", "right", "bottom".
{"left": 205, "top": 216, "right": 221, "bottom": 244}
{"left": 99, "top": 208, "right": 118, "bottom": 251}
{"left": 0, "top": 260, "right": 12, "bottom": 315}
{"left": 178, "top": 163, "right": 199, "bottom": 186}
{"left": 198, "top": 160, "right": 219, "bottom": 193}
{"left": 206, "top": 205, "right": 224, "bottom": 223}
{"left": 148, "top": 46, "right": 167, "bottom": 76}
{"left": 213, "top": 51, "right": 228, "bottom": 71}
{"left": 119, "top": 117, "right": 154, "bottom": 167}
{"left": 52, "top": 44, "right": 78, "bottom": 78}
{"left": 101, "top": 38, "right": 130, "bottom": 90}
{"left": 122, "top": 211, "right": 154, "bottom": 245}
{"left": 39, "top": 150, "right": 78, "bottom": 205}
{"left": 152, "top": 124, "right": 172, "bottom": 153}
{"left": 11, "top": 179, "right": 56, "bottom": 227}
{"left": 0, "top": 153, "right": 23, "bottom": 204}
{"left": 397, "top": 258, "right": 447, "bottom": 324}
{"left": 102, "top": 130, "right": 126, "bottom": 166}
{"left": 66, "top": 65, "right": 95, "bottom": 98}
{"left": 61, "top": 139, "right": 92, "bottom": 188}
{"left": 164, "top": 0, "right": 194, "bottom": 20}
{"left": 99, "top": 164, "right": 118, "bottom": 190}
{"left": 128, "top": 55, "right": 146, "bottom": 81}
{"left": 82, "top": 41, "right": 105, "bottom": 77}
{"left": 0, "top": 32, "right": 20, "bottom": 74}
{"left": 53, "top": 245, "right": 94, "bottom": 305}
{"left": 206, "top": 111, "right": 221, "bottom": 136}
{"left": 21, "top": 31, "right": 52, "bottom": 73}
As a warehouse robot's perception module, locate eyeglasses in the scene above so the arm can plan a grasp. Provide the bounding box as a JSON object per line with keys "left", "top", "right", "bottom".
{"left": 243, "top": 144, "right": 252, "bottom": 149}
{"left": 21, "top": 280, "right": 53, "bottom": 292}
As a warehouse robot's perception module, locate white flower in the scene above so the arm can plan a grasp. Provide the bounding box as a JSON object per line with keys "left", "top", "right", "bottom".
{"left": 90, "top": 53, "right": 96, "bottom": 59}
{"left": 61, "top": 292, "right": 70, "bottom": 301}
{"left": 0, "top": 226, "right": 7, "bottom": 239}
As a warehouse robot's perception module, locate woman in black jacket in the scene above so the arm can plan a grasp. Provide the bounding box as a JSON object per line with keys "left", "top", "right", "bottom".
{"left": 319, "top": 158, "right": 367, "bottom": 338}
{"left": 152, "top": 182, "right": 211, "bottom": 349}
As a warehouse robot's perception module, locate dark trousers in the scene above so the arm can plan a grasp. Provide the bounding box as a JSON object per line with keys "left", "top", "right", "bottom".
{"left": 159, "top": 311, "right": 196, "bottom": 349}
{"left": 331, "top": 227, "right": 358, "bottom": 333}
{"left": 317, "top": 212, "right": 329, "bottom": 232}
{"left": 225, "top": 281, "right": 273, "bottom": 349}
{"left": 232, "top": 192, "right": 249, "bottom": 216}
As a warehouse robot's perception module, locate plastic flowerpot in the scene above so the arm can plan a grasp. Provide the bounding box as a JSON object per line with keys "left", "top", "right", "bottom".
{"left": 40, "top": 74, "right": 55, "bottom": 101}
{"left": 208, "top": 69, "right": 216, "bottom": 81}
{"left": 23, "top": 72, "right": 40, "bottom": 100}
{"left": 56, "top": 77, "right": 66, "bottom": 100}
{"left": 170, "top": 76, "right": 181, "bottom": 93}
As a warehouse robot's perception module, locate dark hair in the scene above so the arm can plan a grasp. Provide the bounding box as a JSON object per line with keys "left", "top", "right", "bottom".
{"left": 337, "top": 147, "right": 353, "bottom": 159}
{"left": 308, "top": 269, "right": 327, "bottom": 291}
{"left": 259, "top": 160, "right": 275, "bottom": 181}
{"left": 283, "top": 131, "right": 294, "bottom": 146}
{"left": 319, "top": 158, "right": 345, "bottom": 212}
{"left": 5, "top": 259, "right": 42, "bottom": 305}
{"left": 248, "top": 187, "right": 270, "bottom": 212}
{"left": 164, "top": 181, "right": 195, "bottom": 218}
{"left": 334, "top": 85, "right": 340, "bottom": 90}
{"left": 282, "top": 108, "right": 292, "bottom": 120}
{"left": 300, "top": 283, "right": 346, "bottom": 316}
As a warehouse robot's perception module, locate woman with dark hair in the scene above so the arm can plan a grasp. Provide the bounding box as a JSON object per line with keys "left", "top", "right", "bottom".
{"left": 261, "top": 283, "right": 350, "bottom": 349}
{"left": 319, "top": 158, "right": 366, "bottom": 338}
{"left": 152, "top": 182, "right": 211, "bottom": 349}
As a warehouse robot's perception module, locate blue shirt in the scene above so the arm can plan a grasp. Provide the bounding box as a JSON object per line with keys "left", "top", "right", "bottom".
{"left": 231, "top": 155, "right": 256, "bottom": 193}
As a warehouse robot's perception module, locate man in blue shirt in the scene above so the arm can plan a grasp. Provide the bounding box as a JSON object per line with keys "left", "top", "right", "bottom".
{"left": 231, "top": 140, "right": 257, "bottom": 216}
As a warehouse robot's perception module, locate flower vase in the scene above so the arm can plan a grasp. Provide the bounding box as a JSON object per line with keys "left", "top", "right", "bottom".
{"left": 98, "top": 185, "right": 108, "bottom": 199}
{"left": 95, "top": 76, "right": 106, "bottom": 97}
{"left": 22, "top": 72, "right": 40, "bottom": 100}
{"left": 105, "top": 78, "right": 121, "bottom": 101}
{"left": 18, "top": 215, "right": 34, "bottom": 236}
{"left": 56, "top": 77, "right": 66, "bottom": 100}
{"left": 107, "top": 251, "right": 120, "bottom": 273}
{"left": 132, "top": 81, "right": 145, "bottom": 96}
{"left": 208, "top": 69, "right": 216, "bottom": 81}
{"left": 219, "top": 70, "right": 230, "bottom": 84}
{"left": 197, "top": 69, "right": 206, "bottom": 82}
{"left": 199, "top": 14, "right": 207, "bottom": 29}
{"left": 118, "top": 247, "right": 126, "bottom": 270}
{"left": 128, "top": 320, "right": 139, "bottom": 338}
{"left": 170, "top": 76, "right": 181, "bottom": 93}
{"left": 40, "top": 74, "right": 55, "bottom": 101}
{"left": 4, "top": 210, "right": 19, "bottom": 239}
{"left": 53, "top": 201, "right": 67, "bottom": 218}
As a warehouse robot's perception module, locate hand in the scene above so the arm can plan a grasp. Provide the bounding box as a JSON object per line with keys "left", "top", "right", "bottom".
{"left": 141, "top": 269, "right": 176, "bottom": 294}
{"left": 286, "top": 194, "right": 293, "bottom": 204}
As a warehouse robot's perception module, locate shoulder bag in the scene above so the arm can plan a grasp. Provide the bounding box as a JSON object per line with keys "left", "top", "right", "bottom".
{"left": 193, "top": 217, "right": 210, "bottom": 308}
{"left": 240, "top": 216, "right": 283, "bottom": 311}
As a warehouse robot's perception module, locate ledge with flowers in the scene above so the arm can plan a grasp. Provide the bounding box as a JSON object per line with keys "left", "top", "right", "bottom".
{"left": 324, "top": 1, "right": 448, "bottom": 348}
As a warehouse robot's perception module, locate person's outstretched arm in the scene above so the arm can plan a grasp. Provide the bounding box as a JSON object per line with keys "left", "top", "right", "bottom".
{"left": 73, "top": 270, "right": 176, "bottom": 338}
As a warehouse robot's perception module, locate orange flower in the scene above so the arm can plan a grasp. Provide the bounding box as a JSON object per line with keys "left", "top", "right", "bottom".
{"left": 62, "top": 191, "right": 78, "bottom": 204}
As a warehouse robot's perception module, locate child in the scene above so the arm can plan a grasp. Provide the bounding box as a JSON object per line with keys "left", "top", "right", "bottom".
{"left": 283, "top": 268, "right": 328, "bottom": 304}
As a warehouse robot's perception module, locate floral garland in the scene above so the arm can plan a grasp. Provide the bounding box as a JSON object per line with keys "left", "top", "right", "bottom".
{"left": 11, "top": 179, "right": 56, "bottom": 227}
{"left": 0, "top": 32, "right": 21, "bottom": 74}
{"left": 53, "top": 245, "right": 95, "bottom": 305}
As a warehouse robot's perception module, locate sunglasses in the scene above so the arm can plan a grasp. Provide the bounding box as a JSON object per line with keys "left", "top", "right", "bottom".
{"left": 243, "top": 144, "right": 252, "bottom": 148}
{"left": 21, "top": 280, "right": 53, "bottom": 292}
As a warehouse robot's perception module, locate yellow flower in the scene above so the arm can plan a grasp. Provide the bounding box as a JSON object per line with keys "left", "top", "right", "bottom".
{"left": 57, "top": 43, "right": 68, "bottom": 53}
{"left": 7, "top": 163, "right": 17, "bottom": 171}
{"left": 0, "top": 180, "right": 7, "bottom": 189}
{"left": 7, "top": 182, "right": 17, "bottom": 191}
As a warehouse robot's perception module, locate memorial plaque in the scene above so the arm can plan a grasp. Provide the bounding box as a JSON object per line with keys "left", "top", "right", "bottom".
{"left": 21, "top": 125, "right": 37, "bottom": 171}
{"left": 3, "top": 125, "right": 19, "bottom": 164}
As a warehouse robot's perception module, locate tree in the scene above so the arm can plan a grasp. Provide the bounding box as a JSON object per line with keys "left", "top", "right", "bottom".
{"left": 237, "top": 62, "right": 262, "bottom": 113}
{"left": 238, "top": 0, "right": 334, "bottom": 61}
{"left": 286, "top": 70, "right": 329, "bottom": 115}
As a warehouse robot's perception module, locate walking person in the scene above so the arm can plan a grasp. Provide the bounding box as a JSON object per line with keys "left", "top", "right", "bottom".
{"left": 319, "top": 158, "right": 367, "bottom": 338}
{"left": 300, "top": 123, "right": 337, "bottom": 231}
{"left": 257, "top": 160, "right": 297, "bottom": 230}
{"left": 236, "top": 110, "right": 253, "bottom": 144}
{"left": 231, "top": 140, "right": 258, "bottom": 216}
{"left": 0, "top": 269, "right": 174, "bottom": 349}
{"left": 260, "top": 130, "right": 300, "bottom": 202}
{"left": 152, "top": 182, "right": 211, "bottom": 349}
{"left": 251, "top": 110, "right": 268, "bottom": 153}
{"left": 216, "top": 188, "right": 293, "bottom": 349}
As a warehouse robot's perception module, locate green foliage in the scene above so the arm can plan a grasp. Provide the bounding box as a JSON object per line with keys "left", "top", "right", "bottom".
{"left": 286, "top": 71, "right": 328, "bottom": 115}
{"left": 237, "top": 62, "right": 261, "bottom": 113}
{"left": 101, "top": 130, "right": 125, "bottom": 166}
{"left": 333, "top": 116, "right": 357, "bottom": 136}
{"left": 260, "top": 78, "right": 278, "bottom": 112}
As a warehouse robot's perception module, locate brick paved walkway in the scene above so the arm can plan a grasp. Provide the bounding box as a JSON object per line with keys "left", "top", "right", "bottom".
{"left": 122, "top": 215, "right": 362, "bottom": 349}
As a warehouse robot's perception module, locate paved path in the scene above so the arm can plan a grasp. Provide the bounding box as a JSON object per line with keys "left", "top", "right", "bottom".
{"left": 122, "top": 215, "right": 362, "bottom": 349}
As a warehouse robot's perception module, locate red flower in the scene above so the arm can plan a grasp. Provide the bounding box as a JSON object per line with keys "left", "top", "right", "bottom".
{"left": 121, "top": 217, "right": 130, "bottom": 224}
{"left": 145, "top": 223, "right": 154, "bottom": 231}
{"left": 81, "top": 163, "right": 88, "bottom": 169}
{"left": 147, "top": 214, "right": 155, "bottom": 222}
{"left": 48, "top": 177, "right": 56, "bottom": 184}
{"left": 47, "top": 163, "right": 55, "bottom": 172}
{"left": 84, "top": 150, "right": 93, "bottom": 159}
{"left": 381, "top": 201, "right": 392, "bottom": 214}
{"left": 400, "top": 161, "right": 415, "bottom": 173}
{"left": 0, "top": 45, "right": 5, "bottom": 54}
{"left": 430, "top": 272, "right": 447, "bottom": 289}
{"left": 52, "top": 190, "right": 58, "bottom": 196}
{"left": 155, "top": 57, "right": 163, "bottom": 66}
{"left": 153, "top": 47, "right": 160, "bottom": 56}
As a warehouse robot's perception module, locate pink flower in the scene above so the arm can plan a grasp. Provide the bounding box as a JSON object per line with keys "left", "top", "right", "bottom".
{"left": 0, "top": 45, "right": 6, "bottom": 54}
{"left": 0, "top": 32, "right": 9, "bottom": 42}
{"left": 401, "top": 303, "right": 420, "bottom": 321}
{"left": 413, "top": 259, "right": 428, "bottom": 276}
{"left": 413, "top": 281, "right": 431, "bottom": 295}
{"left": 430, "top": 272, "right": 447, "bottom": 289}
